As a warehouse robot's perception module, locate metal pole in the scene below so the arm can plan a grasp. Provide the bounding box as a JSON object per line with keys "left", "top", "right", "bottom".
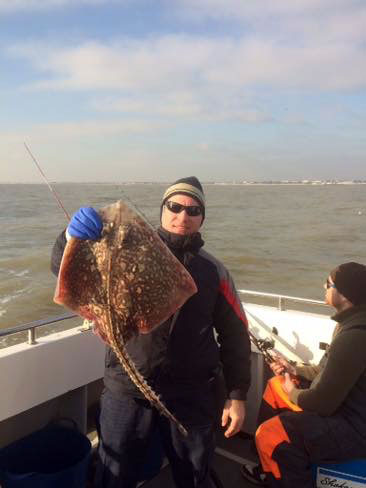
{"left": 28, "top": 328, "right": 36, "bottom": 345}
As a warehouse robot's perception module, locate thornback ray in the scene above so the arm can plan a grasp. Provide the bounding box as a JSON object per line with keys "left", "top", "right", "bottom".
{"left": 54, "top": 200, "right": 197, "bottom": 436}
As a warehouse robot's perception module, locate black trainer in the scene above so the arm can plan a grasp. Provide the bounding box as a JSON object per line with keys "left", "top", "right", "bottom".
{"left": 240, "top": 463, "right": 267, "bottom": 486}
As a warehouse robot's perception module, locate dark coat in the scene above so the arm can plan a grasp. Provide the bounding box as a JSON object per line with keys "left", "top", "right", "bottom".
{"left": 51, "top": 228, "right": 251, "bottom": 419}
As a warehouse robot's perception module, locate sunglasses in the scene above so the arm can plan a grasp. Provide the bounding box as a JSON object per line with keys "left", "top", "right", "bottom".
{"left": 326, "top": 278, "right": 336, "bottom": 289}
{"left": 165, "top": 201, "right": 203, "bottom": 217}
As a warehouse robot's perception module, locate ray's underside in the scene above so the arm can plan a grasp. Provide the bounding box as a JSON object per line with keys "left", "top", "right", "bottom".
{"left": 54, "top": 200, "right": 197, "bottom": 436}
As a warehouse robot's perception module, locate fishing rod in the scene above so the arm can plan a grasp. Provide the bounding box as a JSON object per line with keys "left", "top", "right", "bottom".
{"left": 248, "top": 328, "right": 299, "bottom": 378}
{"left": 248, "top": 329, "right": 276, "bottom": 366}
{"left": 25, "top": 141, "right": 155, "bottom": 229}
{"left": 24, "top": 142, "right": 70, "bottom": 222}
{"left": 24, "top": 142, "right": 155, "bottom": 235}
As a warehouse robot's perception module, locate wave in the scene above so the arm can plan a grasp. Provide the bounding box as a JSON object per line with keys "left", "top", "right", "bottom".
{"left": 1, "top": 183, "right": 366, "bottom": 330}
{"left": 0, "top": 268, "right": 30, "bottom": 278}
{"left": 0, "top": 288, "right": 29, "bottom": 305}
{"left": 0, "top": 253, "right": 49, "bottom": 273}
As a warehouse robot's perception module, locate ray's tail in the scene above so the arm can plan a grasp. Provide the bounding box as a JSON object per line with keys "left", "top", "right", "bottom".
{"left": 105, "top": 254, "right": 188, "bottom": 437}
{"left": 111, "top": 340, "right": 188, "bottom": 436}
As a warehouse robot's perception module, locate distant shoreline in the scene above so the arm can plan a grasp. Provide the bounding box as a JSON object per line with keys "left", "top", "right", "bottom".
{"left": 1, "top": 181, "right": 366, "bottom": 186}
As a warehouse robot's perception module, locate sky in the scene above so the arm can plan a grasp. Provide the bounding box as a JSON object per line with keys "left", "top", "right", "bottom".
{"left": 1, "top": 0, "right": 366, "bottom": 182}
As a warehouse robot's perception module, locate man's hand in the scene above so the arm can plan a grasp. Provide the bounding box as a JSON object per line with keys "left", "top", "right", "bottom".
{"left": 270, "top": 355, "right": 296, "bottom": 376}
{"left": 67, "top": 207, "right": 102, "bottom": 240}
{"left": 221, "top": 399, "right": 246, "bottom": 438}
{"left": 281, "top": 373, "right": 296, "bottom": 395}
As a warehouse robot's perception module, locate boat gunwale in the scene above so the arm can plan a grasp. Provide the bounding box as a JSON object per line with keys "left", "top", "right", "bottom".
{"left": 0, "top": 311, "right": 77, "bottom": 340}
{"left": 0, "top": 290, "right": 329, "bottom": 341}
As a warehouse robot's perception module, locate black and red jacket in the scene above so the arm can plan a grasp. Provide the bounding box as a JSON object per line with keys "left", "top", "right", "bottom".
{"left": 51, "top": 227, "right": 251, "bottom": 407}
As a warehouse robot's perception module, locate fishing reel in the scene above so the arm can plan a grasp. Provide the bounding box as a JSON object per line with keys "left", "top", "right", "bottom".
{"left": 256, "top": 337, "right": 275, "bottom": 352}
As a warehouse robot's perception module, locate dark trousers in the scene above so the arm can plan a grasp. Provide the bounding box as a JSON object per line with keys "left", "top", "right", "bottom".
{"left": 94, "top": 388, "right": 216, "bottom": 488}
{"left": 255, "top": 377, "right": 366, "bottom": 488}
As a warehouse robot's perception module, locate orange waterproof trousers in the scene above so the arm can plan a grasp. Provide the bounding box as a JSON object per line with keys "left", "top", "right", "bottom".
{"left": 255, "top": 376, "right": 302, "bottom": 480}
{"left": 254, "top": 376, "right": 366, "bottom": 488}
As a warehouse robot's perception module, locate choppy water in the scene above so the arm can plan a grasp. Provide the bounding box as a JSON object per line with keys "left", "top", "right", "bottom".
{"left": 1, "top": 183, "right": 366, "bottom": 330}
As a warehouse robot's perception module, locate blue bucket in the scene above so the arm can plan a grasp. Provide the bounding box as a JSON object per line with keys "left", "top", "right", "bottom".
{"left": 0, "top": 425, "right": 91, "bottom": 488}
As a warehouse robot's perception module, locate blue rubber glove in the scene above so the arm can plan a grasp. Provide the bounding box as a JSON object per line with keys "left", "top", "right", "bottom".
{"left": 67, "top": 207, "right": 102, "bottom": 240}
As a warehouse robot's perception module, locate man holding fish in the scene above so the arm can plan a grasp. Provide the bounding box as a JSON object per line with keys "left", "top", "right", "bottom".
{"left": 51, "top": 176, "right": 251, "bottom": 488}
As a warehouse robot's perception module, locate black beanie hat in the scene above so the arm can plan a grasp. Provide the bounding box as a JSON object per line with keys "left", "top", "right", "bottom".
{"left": 161, "top": 176, "right": 205, "bottom": 221}
{"left": 330, "top": 262, "right": 366, "bottom": 306}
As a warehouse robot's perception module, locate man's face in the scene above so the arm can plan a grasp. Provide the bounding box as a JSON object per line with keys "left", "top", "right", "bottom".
{"left": 161, "top": 194, "right": 203, "bottom": 235}
{"left": 324, "top": 275, "right": 350, "bottom": 311}
{"left": 324, "top": 276, "right": 336, "bottom": 306}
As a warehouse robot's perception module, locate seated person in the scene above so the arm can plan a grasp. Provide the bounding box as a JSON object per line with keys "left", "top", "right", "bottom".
{"left": 241, "top": 262, "right": 366, "bottom": 487}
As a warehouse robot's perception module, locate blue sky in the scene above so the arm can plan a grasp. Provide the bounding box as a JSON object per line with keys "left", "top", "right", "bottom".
{"left": 1, "top": 0, "right": 366, "bottom": 182}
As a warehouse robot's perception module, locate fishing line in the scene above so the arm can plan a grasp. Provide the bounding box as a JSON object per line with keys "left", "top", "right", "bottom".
{"left": 25, "top": 141, "right": 153, "bottom": 229}
{"left": 119, "top": 185, "right": 155, "bottom": 229}
{"left": 24, "top": 142, "right": 70, "bottom": 221}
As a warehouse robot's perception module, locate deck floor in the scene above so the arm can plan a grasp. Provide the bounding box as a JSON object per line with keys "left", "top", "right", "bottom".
{"left": 142, "top": 430, "right": 258, "bottom": 488}
{"left": 87, "top": 405, "right": 259, "bottom": 488}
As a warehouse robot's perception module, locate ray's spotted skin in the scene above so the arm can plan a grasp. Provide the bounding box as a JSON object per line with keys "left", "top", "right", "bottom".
{"left": 54, "top": 200, "right": 197, "bottom": 436}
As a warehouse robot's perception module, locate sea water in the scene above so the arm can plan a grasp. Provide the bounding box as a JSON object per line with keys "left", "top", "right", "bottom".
{"left": 1, "top": 183, "right": 366, "bottom": 330}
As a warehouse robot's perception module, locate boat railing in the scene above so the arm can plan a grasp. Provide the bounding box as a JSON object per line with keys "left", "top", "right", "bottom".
{"left": 1, "top": 290, "right": 328, "bottom": 346}
{"left": 0, "top": 311, "right": 78, "bottom": 345}
{"left": 238, "top": 289, "right": 327, "bottom": 311}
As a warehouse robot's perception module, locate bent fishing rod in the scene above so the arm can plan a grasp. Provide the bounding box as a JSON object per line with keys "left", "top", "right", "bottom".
{"left": 24, "top": 142, "right": 70, "bottom": 222}
{"left": 25, "top": 141, "right": 153, "bottom": 229}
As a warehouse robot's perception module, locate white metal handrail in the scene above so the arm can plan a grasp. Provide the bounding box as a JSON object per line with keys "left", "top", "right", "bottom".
{"left": 0, "top": 289, "right": 328, "bottom": 346}
{"left": 238, "top": 289, "right": 327, "bottom": 311}
{"left": 0, "top": 312, "right": 77, "bottom": 345}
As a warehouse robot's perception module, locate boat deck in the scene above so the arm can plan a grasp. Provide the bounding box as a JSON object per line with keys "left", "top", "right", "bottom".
{"left": 86, "top": 398, "right": 257, "bottom": 488}
{"left": 1, "top": 294, "right": 333, "bottom": 487}
{"left": 140, "top": 429, "right": 256, "bottom": 488}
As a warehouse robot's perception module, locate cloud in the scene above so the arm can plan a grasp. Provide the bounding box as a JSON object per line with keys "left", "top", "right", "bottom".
{"left": 91, "top": 91, "right": 272, "bottom": 124}
{"left": 0, "top": 0, "right": 113, "bottom": 12}
{"left": 172, "top": 1, "right": 366, "bottom": 49}
{"left": 7, "top": 37, "right": 218, "bottom": 91}
{"left": 5, "top": 37, "right": 276, "bottom": 123}
{"left": 206, "top": 39, "right": 366, "bottom": 91}
{"left": 1, "top": 0, "right": 365, "bottom": 183}
{"left": 2, "top": 0, "right": 366, "bottom": 141}
{"left": 0, "top": 118, "right": 171, "bottom": 182}
{"left": 92, "top": 92, "right": 203, "bottom": 117}
{"left": 171, "top": 0, "right": 361, "bottom": 21}
{"left": 0, "top": 119, "right": 165, "bottom": 146}
{"left": 7, "top": 29, "right": 366, "bottom": 95}
{"left": 197, "top": 142, "right": 209, "bottom": 152}
{"left": 0, "top": 0, "right": 355, "bottom": 17}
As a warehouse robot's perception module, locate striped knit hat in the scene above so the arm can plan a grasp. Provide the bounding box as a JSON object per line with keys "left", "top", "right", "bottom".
{"left": 161, "top": 176, "right": 205, "bottom": 221}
